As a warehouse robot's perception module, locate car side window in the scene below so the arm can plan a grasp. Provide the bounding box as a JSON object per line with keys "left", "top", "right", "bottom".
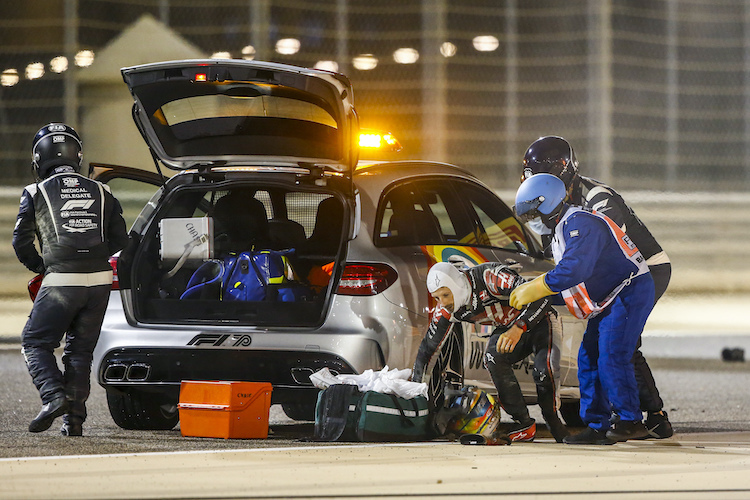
{"left": 375, "top": 180, "right": 474, "bottom": 247}
{"left": 454, "top": 182, "right": 530, "bottom": 251}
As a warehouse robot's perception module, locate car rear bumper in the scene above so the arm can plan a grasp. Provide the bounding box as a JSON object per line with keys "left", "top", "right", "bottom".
{"left": 98, "top": 346, "right": 357, "bottom": 404}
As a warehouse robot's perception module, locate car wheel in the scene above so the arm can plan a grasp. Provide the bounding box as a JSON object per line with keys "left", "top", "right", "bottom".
{"left": 560, "top": 400, "right": 585, "bottom": 427}
{"left": 427, "top": 327, "right": 465, "bottom": 410}
{"left": 281, "top": 402, "right": 316, "bottom": 421}
{"left": 106, "top": 387, "right": 179, "bottom": 430}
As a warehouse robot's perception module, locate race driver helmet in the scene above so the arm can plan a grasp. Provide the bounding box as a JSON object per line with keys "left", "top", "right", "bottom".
{"left": 31, "top": 123, "right": 83, "bottom": 180}
{"left": 521, "top": 136, "right": 579, "bottom": 189}
{"left": 446, "top": 386, "right": 502, "bottom": 437}
{"left": 513, "top": 173, "right": 568, "bottom": 232}
{"left": 426, "top": 262, "right": 472, "bottom": 310}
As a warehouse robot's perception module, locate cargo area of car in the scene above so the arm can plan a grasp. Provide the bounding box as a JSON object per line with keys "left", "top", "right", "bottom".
{"left": 127, "top": 182, "right": 346, "bottom": 327}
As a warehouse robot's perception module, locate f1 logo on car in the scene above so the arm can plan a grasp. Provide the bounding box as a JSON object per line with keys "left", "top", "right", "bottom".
{"left": 60, "top": 200, "right": 94, "bottom": 211}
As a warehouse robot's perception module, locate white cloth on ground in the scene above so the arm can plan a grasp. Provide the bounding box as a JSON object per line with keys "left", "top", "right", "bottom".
{"left": 309, "top": 366, "right": 428, "bottom": 400}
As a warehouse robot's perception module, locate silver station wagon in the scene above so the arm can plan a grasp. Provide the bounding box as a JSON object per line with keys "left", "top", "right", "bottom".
{"left": 91, "top": 59, "right": 584, "bottom": 430}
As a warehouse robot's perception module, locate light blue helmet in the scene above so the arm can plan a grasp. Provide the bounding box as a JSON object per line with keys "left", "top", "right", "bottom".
{"left": 513, "top": 173, "right": 567, "bottom": 231}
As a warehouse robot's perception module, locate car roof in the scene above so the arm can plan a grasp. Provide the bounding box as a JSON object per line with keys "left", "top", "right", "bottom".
{"left": 353, "top": 160, "right": 483, "bottom": 193}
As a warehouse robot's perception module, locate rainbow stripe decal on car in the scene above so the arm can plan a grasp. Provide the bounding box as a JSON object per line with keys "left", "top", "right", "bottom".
{"left": 420, "top": 245, "right": 489, "bottom": 268}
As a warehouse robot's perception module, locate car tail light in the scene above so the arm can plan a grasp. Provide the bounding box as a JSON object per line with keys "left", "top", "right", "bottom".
{"left": 28, "top": 274, "right": 43, "bottom": 302}
{"left": 337, "top": 263, "right": 397, "bottom": 296}
{"left": 109, "top": 255, "right": 120, "bottom": 291}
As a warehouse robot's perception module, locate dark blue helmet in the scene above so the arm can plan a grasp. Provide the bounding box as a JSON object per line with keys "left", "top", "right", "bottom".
{"left": 31, "top": 123, "right": 83, "bottom": 179}
{"left": 521, "top": 136, "right": 578, "bottom": 189}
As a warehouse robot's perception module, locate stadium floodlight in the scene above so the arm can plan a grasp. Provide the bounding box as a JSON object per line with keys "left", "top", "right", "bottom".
{"left": 1, "top": 69, "right": 19, "bottom": 87}
{"left": 50, "top": 56, "right": 68, "bottom": 73}
{"left": 276, "top": 38, "right": 301, "bottom": 55}
{"left": 25, "top": 62, "right": 44, "bottom": 80}
{"left": 241, "top": 45, "right": 256, "bottom": 60}
{"left": 353, "top": 54, "right": 378, "bottom": 71}
{"left": 472, "top": 35, "right": 499, "bottom": 52}
{"left": 75, "top": 50, "right": 95, "bottom": 67}
{"left": 393, "top": 48, "right": 419, "bottom": 64}
{"left": 314, "top": 61, "right": 339, "bottom": 72}
{"left": 440, "top": 42, "right": 457, "bottom": 57}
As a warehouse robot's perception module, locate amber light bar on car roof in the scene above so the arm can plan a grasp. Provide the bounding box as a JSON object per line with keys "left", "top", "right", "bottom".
{"left": 358, "top": 129, "right": 402, "bottom": 153}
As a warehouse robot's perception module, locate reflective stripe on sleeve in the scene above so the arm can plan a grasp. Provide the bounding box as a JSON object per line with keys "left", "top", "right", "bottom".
{"left": 646, "top": 250, "right": 670, "bottom": 266}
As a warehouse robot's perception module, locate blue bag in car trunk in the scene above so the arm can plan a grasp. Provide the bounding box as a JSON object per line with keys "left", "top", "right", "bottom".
{"left": 180, "top": 249, "right": 311, "bottom": 302}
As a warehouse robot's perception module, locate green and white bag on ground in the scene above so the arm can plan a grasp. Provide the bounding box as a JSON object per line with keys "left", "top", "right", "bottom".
{"left": 314, "top": 385, "right": 432, "bottom": 442}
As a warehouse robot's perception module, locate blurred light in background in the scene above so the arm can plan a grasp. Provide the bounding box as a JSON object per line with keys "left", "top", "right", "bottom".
{"left": 358, "top": 130, "right": 402, "bottom": 152}
{"left": 50, "top": 56, "right": 68, "bottom": 73}
{"left": 472, "top": 35, "right": 499, "bottom": 52}
{"left": 352, "top": 54, "right": 378, "bottom": 70}
{"left": 440, "top": 42, "right": 457, "bottom": 57}
{"left": 210, "top": 51, "right": 232, "bottom": 59}
{"left": 241, "top": 45, "right": 256, "bottom": 60}
{"left": 314, "top": 60, "right": 339, "bottom": 72}
{"left": 275, "top": 38, "right": 301, "bottom": 55}
{"left": 25, "top": 63, "right": 44, "bottom": 80}
{"left": 74, "top": 50, "right": 95, "bottom": 67}
{"left": 393, "top": 47, "right": 419, "bottom": 64}
{"left": 1, "top": 69, "right": 19, "bottom": 87}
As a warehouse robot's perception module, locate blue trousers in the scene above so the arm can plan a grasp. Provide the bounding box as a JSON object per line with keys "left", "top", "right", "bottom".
{"left": 578, "top": 274, "right": 655, "bottom": 429}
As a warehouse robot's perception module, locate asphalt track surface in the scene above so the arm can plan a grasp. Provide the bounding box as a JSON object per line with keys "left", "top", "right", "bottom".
{"left": 2, "top": 348, "right": 750, "bottom": 499}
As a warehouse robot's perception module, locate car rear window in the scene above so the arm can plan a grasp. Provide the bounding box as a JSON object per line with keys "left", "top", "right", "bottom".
{"left": 160, "top": 95, "right": 337, "bottom": 129}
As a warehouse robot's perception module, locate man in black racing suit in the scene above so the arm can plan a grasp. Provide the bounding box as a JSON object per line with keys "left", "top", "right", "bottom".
{"left": 521, "top": 135, "right": 673, "bottom": 439}
{"left": 412, "top": 261, "right": 569, "bottom": 443}
{"left": 12, "top": 123, "right": 129, "bottom": 436}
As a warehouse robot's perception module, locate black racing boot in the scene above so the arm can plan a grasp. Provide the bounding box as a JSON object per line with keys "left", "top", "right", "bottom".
{"left": 642, "top": 410, "right": 674, "bottom": 439}
{"left": 543, "top": 414, "right": 570, "bottom": 443}
{"left": 563, "top": 426, "right": 615, "bottom": 445}
{"left": 29, "top": 394, "right": 68, "bottom": 433}
{"left": 537, "top": 390, "right": 570, "bottom": 443}
{"left": 60, "top": 421, "right": 83, "bottom": 437}
{"left": 606, "top": 419, "right": 649, "bottom": 442}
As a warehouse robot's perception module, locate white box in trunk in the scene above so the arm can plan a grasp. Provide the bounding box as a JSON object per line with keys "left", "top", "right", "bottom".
{"left": 159, "top": 217, "right": 214, "bottom": 261}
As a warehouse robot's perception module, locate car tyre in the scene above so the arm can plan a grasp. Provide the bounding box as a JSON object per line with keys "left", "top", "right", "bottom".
{"left": 428, "top": 327, "right": 465, "bottom": 410}
{"left": 560, "top": 400, "right": 585, "bottom": 427}
{"left": 106, "top": 388, "right": 179, "bottom": 430}
{"left": 281, "top": 402, "right": 316, "bottom": 421}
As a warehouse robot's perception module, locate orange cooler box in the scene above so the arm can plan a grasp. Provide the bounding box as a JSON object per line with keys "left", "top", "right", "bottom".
{"left": 178, "top": 381, "right": 273, "bottom": 439}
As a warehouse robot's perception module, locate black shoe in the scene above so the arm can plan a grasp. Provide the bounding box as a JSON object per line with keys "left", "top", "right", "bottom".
{"left": 640, "top": 410, "right": 673, "bottom": 439}
{"left": 28, "top": 395, "right": 68, "bottom": 433}
{"left": 563, "top": 426, "right": 615, "bottom": 445}
{"left": 545, "top": 417, "right": 570, "bottom": 443}
{"left": 60, "top": 422, "right": 83, "bottom": 437}
{"left": 606, "top": 419, "right": 649, "bottom": 442}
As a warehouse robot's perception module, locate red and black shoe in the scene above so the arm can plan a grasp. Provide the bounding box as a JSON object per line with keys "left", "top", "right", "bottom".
{"left": 507, "top": 420, "right": 536, "bottom": 442}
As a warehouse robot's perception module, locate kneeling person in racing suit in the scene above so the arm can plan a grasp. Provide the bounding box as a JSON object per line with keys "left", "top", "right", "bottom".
{"left": 412, "top": 261, "right": 569, "bottom": 443}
